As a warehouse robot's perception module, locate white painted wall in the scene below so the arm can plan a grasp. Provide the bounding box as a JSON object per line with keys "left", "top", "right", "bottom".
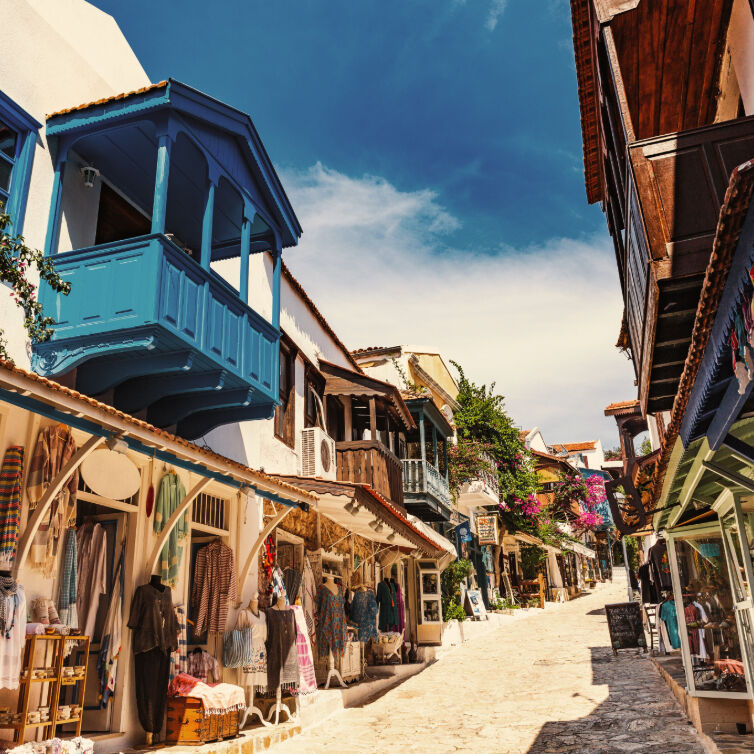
{"left": 0, "top": 0, "right": 149, "bottom": 366}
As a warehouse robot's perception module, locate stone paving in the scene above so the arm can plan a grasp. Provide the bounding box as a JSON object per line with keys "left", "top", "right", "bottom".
{"left": 272, "top": 577, "right": 713, "bottom": 754}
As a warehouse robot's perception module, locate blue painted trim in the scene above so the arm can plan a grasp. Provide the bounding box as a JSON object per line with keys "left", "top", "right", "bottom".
{"left": 0, "top": 90, "right": 41, "bottom": 235}
{"left": 271, "top": 246, "right": 281, "bottom": 331}
{"left": 0, "top": 385, "right": 300, "bottom": 507}
{"left": 680, "top": 199, "right": 754, "bottom": 446}
{"left": 150, "top": 133, "right": 172, "bottom": 233}
{"left": 43, "top": 159, "right": 65, "bottom": 256}
{"left": 240, "top": 216, "right": 251, "bottom": 304}
{"left": 201, "top": 182, "right": 215, "bottom": 271}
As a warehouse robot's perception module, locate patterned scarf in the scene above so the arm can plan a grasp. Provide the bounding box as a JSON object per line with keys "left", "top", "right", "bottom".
{"left": 0, "top": 447, "right": 23, "bottom": 567}
{"left": 0, "top": 576, "right": 19, "bottom": 638}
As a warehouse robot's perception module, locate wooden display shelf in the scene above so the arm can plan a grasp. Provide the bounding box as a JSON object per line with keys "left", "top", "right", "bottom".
{"left": 12, "top": 633, "right": 90, "bottom": 744}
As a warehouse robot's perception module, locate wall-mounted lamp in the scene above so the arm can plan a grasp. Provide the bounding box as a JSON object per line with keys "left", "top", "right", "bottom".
{"left": 387, "top": 532, "right": 396, "bottom": 542}
{"left": 80, "top": 165, "right": 100, "bottom": 188}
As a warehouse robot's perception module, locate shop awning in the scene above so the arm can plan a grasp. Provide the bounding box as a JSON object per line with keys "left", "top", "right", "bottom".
{"left": 272, "top": 476, "right": 442, "bottom": 556}
{"left": 513, "top": 532, "right": 545, "bottom": 546}
{"left": 406, "top": 515, "right": 457, "bottom": 569}
{"left": 561, "top": 540, "right": 596, "bottom": 559}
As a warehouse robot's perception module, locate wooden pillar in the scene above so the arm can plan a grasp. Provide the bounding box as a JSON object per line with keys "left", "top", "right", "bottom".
{"left": 369, "top": 396, "right": 377, "bottom": 441}
{"left": 315, "top": 509, "right": 322, "bottom": 551}
{"left": 344, "top": 396, "right": 353, "bottom": 441}
{"left": 44, "top": 156, "right": 67, "bottom": 255}
{"left": 272, "top": 244, "right": 282, "bottom": 331}
{"left": 419, "top": 410, "right": 426, "bottom": 463}
{"left": 151, "top": 133, "right": 172, "bottom": 234}
{"left": 201, "top": 181, "right": 216, "bottom": 271}
{"left": 239, "top": 215, "right": 252, "bottom": 303}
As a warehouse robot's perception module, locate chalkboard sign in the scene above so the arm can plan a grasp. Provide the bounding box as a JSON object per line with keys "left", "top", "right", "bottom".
{"left": 605, "top": 601, "right": 647, "bottom": 655}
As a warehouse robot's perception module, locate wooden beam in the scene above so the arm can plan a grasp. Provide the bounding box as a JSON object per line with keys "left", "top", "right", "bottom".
{"left": 702, "top": 460, "right": 754, "bottom": 494}
{"left": 343, "top": 396, "right": 353, "bottom": 442}
{"left": 14, "top": 434, "right": 105, "bottom": 577}
{"left": 707, "top": 377, "right": 754, "bottom": 451}
{"left": 369, "top": 397, "right": 377, "bottom": 441}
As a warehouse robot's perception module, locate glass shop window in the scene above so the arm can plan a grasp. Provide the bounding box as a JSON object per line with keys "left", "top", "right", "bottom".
{"left": 672, "top": 533, "right": 750, "bottom": 694}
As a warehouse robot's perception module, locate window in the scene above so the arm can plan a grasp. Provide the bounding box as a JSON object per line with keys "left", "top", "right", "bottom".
{"left": 274, "top": 341, "right": 296, "bottom": 447}
{"left": 304, "top": 366, "right": 325, "bottom": 429}
{"left": 0, "top": 91, "right": 41, "bottom": 235}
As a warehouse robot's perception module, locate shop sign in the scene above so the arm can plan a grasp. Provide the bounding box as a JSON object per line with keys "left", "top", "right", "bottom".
{"left": 455, "top": 521, "right": 472, "bottom": 543}
{"left": 604, "top": 601, "right": 647, "bottom": 655}
{"left": 476, "top": 515, "right": 499, "bottom": 545}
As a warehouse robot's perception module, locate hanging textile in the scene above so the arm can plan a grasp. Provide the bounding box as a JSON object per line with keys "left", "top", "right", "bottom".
{"left": 77, "top": 521, "right": 108, "bottom": 639}
{"left": 290, "top": 605, "right": 317, "bottom": 695}
{"left": 376, "top": 580, "right": 398, "bottom": 632}
{"left": 0, "top": 446, "right": 23, "bottom": 570}
{"left": 169, "top": 605, "right": 188, "bottom": 682}
{"left": 235, "top": 608, "right": 267, "bottom": 695}
{"left": 187, "top": 649, "right": 221, "bottom": 683}
{"left": 349, "top": 589, "right": 378, "bottom": 642}
{"left": 58, "top": 527, "right": 78, "bottom": 628}
{"left": 26, "top": 425, "right": 78, "bottom": 575}
{"left": 153, "top": 472, "right": 188, "bottom": 587}
{"left": 315, "top": 586, "right": 346, "bottom": 657}
{"left": 270, "top": 566, "right": 288, "bottom": 605}
{"left": 0, "top": 578, "right": 25, "bottom": 690}
{"left": 302, "top": 556, "right": 317, "bottom": 639}
{"left": 394, "top": 580, "right": 405, "bottom": 634}
{"left": 283, "top": 567, "right": 302, "bottom": 604}
{"left": 97, "top": 552, "right": 124, "bottom": 707}
{"left": 265, "top": 608, "right": 299, "bottom": 692}
{"left": 192, "top": 539, "right": 238, "bottom": 635}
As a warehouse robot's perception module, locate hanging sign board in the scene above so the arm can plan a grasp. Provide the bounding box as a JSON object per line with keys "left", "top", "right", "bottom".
{"left": 476, "top": 515, "right": 499, "bottom": 545}
{"left": 455, "top": 521, "right": 472, "bottom": 543}
{"left": 604, "top": 601, "right": 647, "bottom": 655}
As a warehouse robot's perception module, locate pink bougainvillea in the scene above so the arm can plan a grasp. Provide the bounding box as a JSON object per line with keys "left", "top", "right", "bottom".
{"left": 572, "top": 510, "right": 604, "bottom": 532}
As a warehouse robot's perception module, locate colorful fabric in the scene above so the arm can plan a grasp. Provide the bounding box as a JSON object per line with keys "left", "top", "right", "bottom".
{"left": 169, "top": 605, "right": 188, "bottom": 682}
{"left": 290, "top": 605, "right": 317, "bottom": 695}
{"left": 265, "top": 608, "right": 299, "bottom": 691}
{"left": 349, "top": 589, "right": 378, "bottom": 642}
{"left": 97, "top": 552, "right": 123, "bottom": 707}
{"left": 302, "top": 556, "right": 317, "bottom": 639}
{"left": 167, "top": 672, "right": 246, "bottom": 714}
{"left": 376, "top": 580, "right": 398, "bottom": 632}
{"left": 58, "top": 527, "right": 77, "bottom": 628}
{"left": 187, "top": 650, "right": 220, "bottom": 684}
{"left": 659, "top": 599, "right": 680, "bottom": 649}
{"left": 191, "top": 539, "right": 237, "bottom": 635}
{"left": 315, "top": 587, "right": 346, "bottom": 657}
{"left": 26, "top": 425, "right": 78, "bottom": 575}
{"left": 153, "top": 473, "right": 188, "bottom": 587}
{"left": 236, "top": 608, "right": 267, "bottom": 693}
{"left": 0, "top": 447, "right": 23, "bottom": 569}
{"left": 0, "top": 583, "right": 25, "bottom": 689}
{"left": 283, "top": 567, "right": 302, "bottom": 604}
{"left": 76, "top": 521, "right": 107, "bottom": 639}
{"left": 270, "top": 566, "right": 288, "bottom": 605}
{"left": 395, "top": 582, "right": 405, "bottom": 634}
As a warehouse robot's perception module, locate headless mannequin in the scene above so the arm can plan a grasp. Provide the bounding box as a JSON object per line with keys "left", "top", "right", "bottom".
{"left": 248, "top": 592, "right": 259, "bottom": 616}
{"left": 323, "top": 575, "right": 338, "bottom": 595}
{"left": 150, "top": 574, "right": 166, "bottom": 592}
{"left": 273, "top": 594, "right": 287, "bottom": 610}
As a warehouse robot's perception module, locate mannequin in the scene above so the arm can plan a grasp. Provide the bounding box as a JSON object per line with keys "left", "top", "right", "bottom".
{"left": 248, "top": 592, "right": 259, "bottom": 616}
{"left": 273, "top": 594, "right": 288, "bottom": 610}
{"left": 323, "top": 574, "right": 338, "bottom": 595}
{"left": 150, "top": 574, "right": 166, "bottom": 592}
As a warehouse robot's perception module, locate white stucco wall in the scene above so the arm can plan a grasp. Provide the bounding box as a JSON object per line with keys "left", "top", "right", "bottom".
{"left": 0, "top": 0, "right": 150, "bottom": 367}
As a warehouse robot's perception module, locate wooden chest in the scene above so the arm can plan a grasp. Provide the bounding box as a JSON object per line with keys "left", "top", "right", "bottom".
{"left": 165, "top": 697, "right": 239, "bottom": 745}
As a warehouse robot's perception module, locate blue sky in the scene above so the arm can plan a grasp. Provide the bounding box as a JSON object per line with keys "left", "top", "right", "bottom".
{"left": 90, "top": 0, "right": 635, "bottom": 447}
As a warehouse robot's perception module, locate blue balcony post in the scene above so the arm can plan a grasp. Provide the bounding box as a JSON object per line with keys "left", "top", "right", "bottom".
{"left": 432, "top": 424, "right": 438, "bottom": 467}
{"left": 151, "top": 133, "right": 172, "bottom": 234}
{"left": 443, "top": 437, "right": 449, "bottom": 482}
{"left": 239, "top": 215, "right": 252, "bottom": 303}
{"left": 271, "top": 242, "right": 282, "bottom": 331}
{"left": 201, "top": 181, "right": 216, "bottom": 271}
{"left": 44, "top": 156, "right": 66, "bottom": 256}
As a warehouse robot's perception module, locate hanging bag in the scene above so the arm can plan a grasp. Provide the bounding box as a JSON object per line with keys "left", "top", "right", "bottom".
{"left": 222, "top": 627, "right": 253, "bottom": 668}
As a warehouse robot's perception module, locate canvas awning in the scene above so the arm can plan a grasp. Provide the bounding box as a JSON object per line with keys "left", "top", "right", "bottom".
{"left": 272, "top": 476, "right": 442, "bottom": 556}
{"left": 561, "top": 540, "right": 596, "bottom": 559}
{"left": 406, "top": 515, "right": 457, "bottom": 569}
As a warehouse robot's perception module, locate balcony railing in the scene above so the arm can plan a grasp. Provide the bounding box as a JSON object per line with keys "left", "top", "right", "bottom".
{"left": 32, "top": 234, "right": 278, "bottom": 438}
{"left": 336, "top": 440, "right": 403, "bottom": 506}
{"left": 402, "top": 458, "right": 451, "bottom": 507}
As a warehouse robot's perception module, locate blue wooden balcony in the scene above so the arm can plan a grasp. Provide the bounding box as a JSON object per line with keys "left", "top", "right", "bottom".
{"left": 33, "top": 234, "right": 279, "bottom": 437}
{"left": 31, "top": 80, "right": 302, "bottom": 438}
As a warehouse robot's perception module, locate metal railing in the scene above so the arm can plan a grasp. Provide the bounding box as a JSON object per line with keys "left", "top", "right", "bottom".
{"left": 402, "top": 458, "right": 451, "bottom": 505}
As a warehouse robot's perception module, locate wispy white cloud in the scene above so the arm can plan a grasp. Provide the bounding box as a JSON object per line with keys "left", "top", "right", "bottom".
{"left": 486, "top": 0, "right": 508, "bottom": 30}
{"left": 281, "top": 163, "right": 634, "bottom": 447}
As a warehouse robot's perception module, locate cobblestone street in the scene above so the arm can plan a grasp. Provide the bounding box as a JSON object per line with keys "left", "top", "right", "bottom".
{"left": 274, "top": 578, "right": 710, "bottom": 754}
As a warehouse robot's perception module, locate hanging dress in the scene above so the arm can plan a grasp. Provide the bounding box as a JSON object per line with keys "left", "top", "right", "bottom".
{"left": 349, "top": 589, "right": 378, "bottom": 642}
{"left": 290, "top": 605, "right": 317, "bottom": 695}
{"left": 315, "top": 587, "right": 346, "bottom": 657}
{"left": 235, "top": 608, "right": 268, "bottom": 695}
{"left": 265, "top": 608, "right": 299, "bottom": 693}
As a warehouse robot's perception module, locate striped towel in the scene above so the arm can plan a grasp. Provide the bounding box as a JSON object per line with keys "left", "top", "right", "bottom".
{"left": 170, "top": 605, "right": 188, "bottom": 681}
{"left": 0, "top": 447, "right": 23, "bottom": 569}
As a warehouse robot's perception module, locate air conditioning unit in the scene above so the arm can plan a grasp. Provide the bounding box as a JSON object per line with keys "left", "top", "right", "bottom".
{"left": 301, "top": 427, "right": 336, "bottom": 480}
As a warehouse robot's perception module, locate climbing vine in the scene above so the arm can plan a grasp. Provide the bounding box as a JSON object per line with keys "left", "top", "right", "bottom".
{"left": 0, "top": 207, "right": 70, "bottom": 361}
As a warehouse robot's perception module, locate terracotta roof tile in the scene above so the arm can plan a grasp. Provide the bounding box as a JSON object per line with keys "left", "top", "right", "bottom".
{"left": 605, "top": 400, "right": 639, "bottom": 410}
{"left": 553, "top": 441, "right": 596, "bottom": 453}
{"left": 46, "top": 81, "right": 168, "bottom": 119}
{"left": 0, "top": 359, "right": 315, "bottom": 502}
{"left": 650, "top": 160, "right": 754, "bottom": 511}
{"left": 351, "top": 346, "right": 401, "bottom": 357}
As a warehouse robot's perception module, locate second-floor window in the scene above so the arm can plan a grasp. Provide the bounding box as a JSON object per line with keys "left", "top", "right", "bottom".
{"left": 275, "top": 341, "right": 296, "bottom": 447}
{"left": 0, "top": 119, "right": 17, "bottom": 208}
{"left": 304, "top": 367, "right": 325, "bottom": 429}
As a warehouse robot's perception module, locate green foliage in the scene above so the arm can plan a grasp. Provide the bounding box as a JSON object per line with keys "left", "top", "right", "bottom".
{"left": 447, "top": 439, "right": 495, "bottom": 502}
{"left": 614, "top": 536, "right": 640, "bottom": 570}
{"left": 639, "top": 437, "right": 652, "bottom": 456}
{"left": 391, "top": 357, "right": 424, "bottom": 397}
{"left": 0, "top": 207, "right": 70, "bottom": 361}
{"left": 441, "top": 558, "right": 473, "bottom": 622}
{"left": 520, "top": 544, "right": 546, "bottom": 579}
{"left": 604, "top": 447, "right": 623, "bottom": 461}
{"left": 450, "top": 361, "right": 539, "bottom": 514}
{"left": 553, "top": 469, "right": 588, "bottom": 519}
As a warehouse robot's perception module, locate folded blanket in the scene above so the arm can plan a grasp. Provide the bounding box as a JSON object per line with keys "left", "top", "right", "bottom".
{"left": 167, "top": 672, "right": 246, "bottom": 714}
{"left": 25, "top": 623, "right": 45, "bottom": 635}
